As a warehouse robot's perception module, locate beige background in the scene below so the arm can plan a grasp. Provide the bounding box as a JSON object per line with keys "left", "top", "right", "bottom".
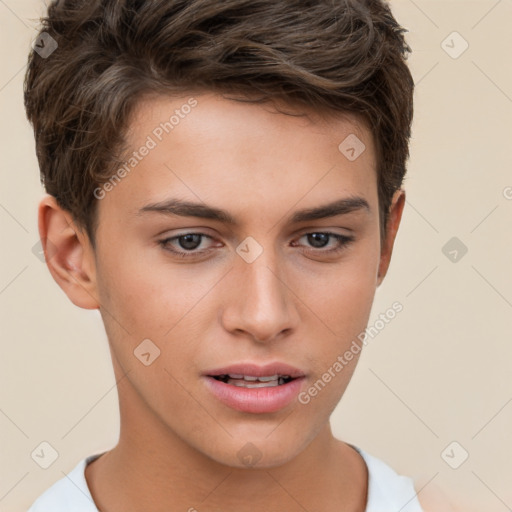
{"left": 1, "top": 1, "right": 511, "bottom": 510}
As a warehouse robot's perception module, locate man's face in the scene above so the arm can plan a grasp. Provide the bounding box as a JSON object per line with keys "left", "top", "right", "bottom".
{"left": 91, "top": 92, "right": 385, "bottom": 467}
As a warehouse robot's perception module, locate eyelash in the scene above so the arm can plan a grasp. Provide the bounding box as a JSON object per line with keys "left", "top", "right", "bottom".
{"left": 158, "top": 232, "right": 355, "bottom": 259}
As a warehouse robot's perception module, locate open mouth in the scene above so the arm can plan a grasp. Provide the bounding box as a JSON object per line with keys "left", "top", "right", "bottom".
{"left": 210, "top": 374, "right": 295, "bottom": 388}
{"left": 204, "top": 365, "right": 305, "bottom": 412}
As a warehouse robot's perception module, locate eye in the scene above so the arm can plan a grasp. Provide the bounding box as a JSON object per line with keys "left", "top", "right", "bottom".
{"left": 293, "top": 232, "right": 354, "bottom": 255}
{"left": 159, "top": 233, "right": 217, "bottom": 258}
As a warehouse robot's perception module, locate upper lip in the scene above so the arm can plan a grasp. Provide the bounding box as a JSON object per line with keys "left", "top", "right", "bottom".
{"left": 204, "top": 362, "right": 305, "bottom": 379}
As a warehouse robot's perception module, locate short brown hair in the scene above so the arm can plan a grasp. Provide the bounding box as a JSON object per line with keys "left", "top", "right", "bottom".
{"left": 24, "top": 0, "right": 414, "bottom": 246}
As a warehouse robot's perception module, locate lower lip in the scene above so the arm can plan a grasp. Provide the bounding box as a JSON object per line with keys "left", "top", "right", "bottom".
{"left": 203, "top": 376, "right": 304, "bottom": 413}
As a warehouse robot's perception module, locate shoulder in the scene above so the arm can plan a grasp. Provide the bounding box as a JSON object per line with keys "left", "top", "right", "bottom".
{"left": 27, "top": 456, "right": 99, "bottom": 512}
{"left": 416, "top": 482, "right": 461, "bottom": 512}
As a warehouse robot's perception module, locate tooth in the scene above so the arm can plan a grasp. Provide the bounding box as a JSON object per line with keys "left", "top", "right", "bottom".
{"left": 231, "top": 381, "right": 279, "bottom": 388}
{"left": 228, "top": 374, "right": 244, "bottom": 379}
{"left": 257, "top": 375, "right": 279, "bottom": 382}
{"left": 243, "top": 376, "right": 258, "bottom": 381}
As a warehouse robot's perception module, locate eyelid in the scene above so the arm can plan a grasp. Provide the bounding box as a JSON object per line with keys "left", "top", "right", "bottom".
{"left": 160, "top": 232, "right": 218, "bottom": 249}
{"left": 293, "top": 225, "right": 354, "bottom": 237}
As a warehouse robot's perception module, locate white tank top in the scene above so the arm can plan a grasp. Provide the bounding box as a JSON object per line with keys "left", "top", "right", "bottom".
{"left": 349, "top": 444, "right": 424, "bottom": 511}
{"left": 27, "top": 446, "right": 424, "bottom": 511}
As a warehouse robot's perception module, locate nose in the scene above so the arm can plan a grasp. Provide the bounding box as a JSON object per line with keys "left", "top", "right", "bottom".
{"left": 220, "top": 249, "right": 299, "bottom": 344}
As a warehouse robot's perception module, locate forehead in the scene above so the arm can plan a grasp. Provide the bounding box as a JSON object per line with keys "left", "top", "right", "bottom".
{"left": 102, "top": 91, "right": 378, "bottom": 223}
{"left": 127, "top": 91, "right": 372, "bottom": 153}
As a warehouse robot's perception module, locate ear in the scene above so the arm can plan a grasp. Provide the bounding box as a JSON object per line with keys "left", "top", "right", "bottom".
{"left": 38, "top": 194, "right": 99, "bottom": 309}
{"left": 377, "top": 189, "right": 406, "bottom": 287}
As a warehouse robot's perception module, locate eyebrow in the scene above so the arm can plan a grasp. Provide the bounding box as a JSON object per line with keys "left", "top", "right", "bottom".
{"left": 138, "top": 196, "right": 370, "bottom": 225}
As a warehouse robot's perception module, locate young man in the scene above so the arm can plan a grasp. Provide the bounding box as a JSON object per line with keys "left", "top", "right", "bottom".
{"left": 23, "top": 0, "right": 448, "bottom": 510}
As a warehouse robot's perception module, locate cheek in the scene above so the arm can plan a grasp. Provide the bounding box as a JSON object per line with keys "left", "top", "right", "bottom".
{"left": 334, "top": 267, "right": 377, "bottom": 331}
{"left": 95, "top": 256, "right": 202, "bottom": 396}
{"left": 94, "top": 247, "right": 226, "bottom": 392}
{"left": 295, "top": 245, "right": 378, "bottom": 396}
{"left": 301, "top": 248, "right": 378, "bottom": 336}
{"left": 297, "top": 278, "right": 372, "bottom": 417}
{"left": 95, "top": 242, "right": 213, "bottom": 335}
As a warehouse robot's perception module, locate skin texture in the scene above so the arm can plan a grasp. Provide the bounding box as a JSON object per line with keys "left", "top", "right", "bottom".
{"left": 39, "top": 92, "right": 407, "bottom": 511}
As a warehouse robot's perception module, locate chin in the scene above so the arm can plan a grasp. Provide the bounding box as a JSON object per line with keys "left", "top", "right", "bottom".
{"left": 198, "top": 428, "right": 311, "bottom": 470}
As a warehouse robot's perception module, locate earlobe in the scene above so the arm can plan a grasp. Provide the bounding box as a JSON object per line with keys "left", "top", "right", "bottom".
{"left": 376, "top": 189, "right": 406, "bottom": 287}
{"left": 38, "top": 194, "right": 100, "bottom": 310}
